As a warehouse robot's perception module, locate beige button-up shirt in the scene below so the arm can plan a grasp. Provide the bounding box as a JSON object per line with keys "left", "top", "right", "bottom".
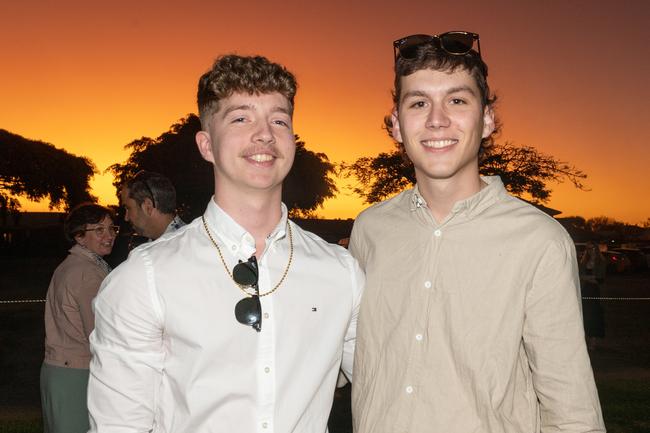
{"left": 349, "top": 177, "right": 605, "bottom": 433}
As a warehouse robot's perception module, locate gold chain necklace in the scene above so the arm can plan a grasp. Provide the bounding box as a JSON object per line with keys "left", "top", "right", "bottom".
{"left": 202, "top": 216, "right": 293, "bottom": 297}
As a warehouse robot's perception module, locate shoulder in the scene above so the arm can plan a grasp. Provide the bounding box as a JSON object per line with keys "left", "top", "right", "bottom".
{"left": 289, "top": 221, "right": 364, "bottom": 290}
{"left": 500, "top": 195, "right": 571, "bottom": 242}
{"left": 290, "top": 220, "right": 356, "bottom": 265}
{"left": 353, "top": 189, "right": 412, "bottom": 232}
{"left": 55, "top": 250, "right": 106, "bottom": 287}
{"left": 132, "top": 216, "right": 201, "bottom": 261}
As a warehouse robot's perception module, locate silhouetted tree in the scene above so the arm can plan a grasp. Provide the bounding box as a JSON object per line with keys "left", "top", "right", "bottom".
{"left": 0, "top": 129, "right": 96, "bottom": 221}
{"left": 340, "top": 141, "right": 587, "bottom": 204}
{"left": 585, "top": 216, "right": 646, "bottom": 242}
{"left": 108, "top": 114, "right": 337, "bottom": 220}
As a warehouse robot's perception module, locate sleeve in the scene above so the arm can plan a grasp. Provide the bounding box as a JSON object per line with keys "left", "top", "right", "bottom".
{"left": 71, "top": 268, "right": 104, "bottom": 340}
{"left": 523, "top": 235, "right": 606, "bottom": 433}
{"left": 347, "top": 217, "right": 368, "bottom": 271}
{"left": 340, "top": 254, "right": 365, "bottom": 382}
{"left": 87, "top": 250, "right": 165, "bottom": 433}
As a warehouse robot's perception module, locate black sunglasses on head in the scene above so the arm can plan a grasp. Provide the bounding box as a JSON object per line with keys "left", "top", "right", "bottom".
{"left": 233, "top": 255, "right": 262, "bottom": 332}
{"left": 393, "top": 31, "right": 481, "bottom": 62}
{"left": 133, "top": 170, "right": 157, "bottom": 209}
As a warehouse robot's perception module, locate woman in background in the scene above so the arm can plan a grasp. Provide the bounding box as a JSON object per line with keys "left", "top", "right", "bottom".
{"left": 40, "top": 203, "right": 117, "bottom": 433}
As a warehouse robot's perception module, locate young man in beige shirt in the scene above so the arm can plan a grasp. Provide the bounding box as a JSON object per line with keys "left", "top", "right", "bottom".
{"left": 349, "top": 31, "right": 605, "bottom": 433}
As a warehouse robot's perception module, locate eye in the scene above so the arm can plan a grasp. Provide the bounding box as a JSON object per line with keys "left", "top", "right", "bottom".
{"left": 231, "top": 117, "right": 246, "bottom": 123}
{"left": 450, "top": 98, "right": 466, "bottom": 105}
{"left": 409, "top": 100, "right": 427, "bottom": 109}
{"left": 273, "top": 119, "right": 290, "bottom": 127}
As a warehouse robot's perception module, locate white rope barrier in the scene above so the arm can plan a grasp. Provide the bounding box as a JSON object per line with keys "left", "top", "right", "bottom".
{"left": 0, "top": 299, "right": 46, "bottom": 304}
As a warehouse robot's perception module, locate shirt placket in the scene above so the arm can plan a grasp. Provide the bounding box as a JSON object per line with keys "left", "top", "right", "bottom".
{"left": 394, "top": 213, "right": 444, "bottom": 432}
{"left": 257, "top": 253, "right": 276, "bottom": 433}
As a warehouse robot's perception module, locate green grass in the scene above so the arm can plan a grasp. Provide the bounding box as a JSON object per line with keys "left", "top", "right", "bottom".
{"left": 599, "top": 379, "right": 650, "bottom": 433}
{"left": 0, "top": 422, "right": 41, "bottom": 433}
{"left": 0, "top": 415, "right": 41, "bottom": 433}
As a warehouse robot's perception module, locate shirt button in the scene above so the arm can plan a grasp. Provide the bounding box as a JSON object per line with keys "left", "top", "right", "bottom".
{"left": 264, "top": 313, "right": 269, "bottom": 319}
{"left": 231, "top": 244, "right": 237, "bottom": 251}
{"left": 406, "top": 386, "right": 414, "bottom": 394}
{"left": 262, "top": 422, "right": 268, "bottom": 428}
{"left": 434, "top": 229, "right": 441, "bottom": 237}
{"left": 424, "top": 281, "right": 432, "bottom": 289}
{"left": 264, "top": 367, "right": 270, "bottom": 373}
{"left": 415, "top": 334, "right": 423, "bottom": 341}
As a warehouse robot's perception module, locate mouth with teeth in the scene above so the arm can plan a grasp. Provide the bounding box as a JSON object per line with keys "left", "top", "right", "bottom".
{"left": 421, "top": 139, "right": 458, "bottom": 149}
{"left": 246, "top": 153, "right": 275, "bottom": 163}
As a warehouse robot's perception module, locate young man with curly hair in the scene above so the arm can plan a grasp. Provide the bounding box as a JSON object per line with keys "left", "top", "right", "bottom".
{"left": 88, "top": 55, "right": 363, "bottom": 433}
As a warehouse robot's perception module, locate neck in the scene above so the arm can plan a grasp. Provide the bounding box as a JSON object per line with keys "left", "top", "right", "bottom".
{"left": 150, "top": 213, "right": 175, "bottom": 240}
{"left": 416, "top": 173, "right": 484, "bottom": 223}
{"left": 213, "top": 188, "right": 283, "bottom": 249}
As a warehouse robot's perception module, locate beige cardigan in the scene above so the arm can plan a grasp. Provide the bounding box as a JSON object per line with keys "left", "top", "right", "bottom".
{"left": 43, "top": 244, "right": 109, "bottom": 369}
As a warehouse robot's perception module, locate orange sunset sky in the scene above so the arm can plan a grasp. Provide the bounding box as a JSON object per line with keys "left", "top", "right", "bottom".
{"left": 2, "top": 0, "right": 649, "bottom": 224}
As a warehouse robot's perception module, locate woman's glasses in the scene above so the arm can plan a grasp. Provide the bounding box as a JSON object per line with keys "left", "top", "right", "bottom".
{"left": 84, "top": 225, "right": 120, "bottom": 236}
{"left": 393, "top": 31, "right": 481, "bottom": 62}
{"left": 233, "top": 255, "right": 262, "bottom": 332}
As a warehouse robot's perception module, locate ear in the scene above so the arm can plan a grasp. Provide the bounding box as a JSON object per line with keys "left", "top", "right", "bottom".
{"left": 196, "top": 130, "right": 215, "bottom": 163}
{"left": 141, "top": 197, "right": 155, "bottom": 216}
{"left": 74, "top": 232, "right": 86, "bottom": 247}
{"left": 481, "top": 106, "right": 496, "bottom": 139}
{"left": 391, "top": 108, "right": 403, "bottom": 143}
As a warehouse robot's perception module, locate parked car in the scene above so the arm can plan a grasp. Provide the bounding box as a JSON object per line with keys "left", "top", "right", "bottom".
{"left": 603, "top": 251, "right": 632, "bottom": 274}
{"left": 612, "top": 247, "right": 648, "bottom": 272}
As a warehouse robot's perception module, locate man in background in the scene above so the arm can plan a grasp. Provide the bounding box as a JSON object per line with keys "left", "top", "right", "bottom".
{"left": 120, "top": 170, "right": 185, "bottom": 241}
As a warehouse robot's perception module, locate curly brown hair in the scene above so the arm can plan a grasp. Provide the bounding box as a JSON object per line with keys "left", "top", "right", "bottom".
{"left": 197, "top": 54, "right": 297, "bottom": 129}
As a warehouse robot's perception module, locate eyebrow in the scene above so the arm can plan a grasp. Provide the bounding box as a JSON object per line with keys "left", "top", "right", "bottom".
{"left": 221, "top": 104, "right": 253, "bottom": 119}
{"left": 220, "top": 104, "right": 292, "bottom": 118}
{"left": 401, "top": 85, "right": 478, "bottom": 102}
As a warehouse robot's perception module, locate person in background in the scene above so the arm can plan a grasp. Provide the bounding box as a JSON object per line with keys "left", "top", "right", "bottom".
{"left": 120, "top": 170, "right": 185, "bottom": 242}
{"left": 40, "top": 203, "right": 117, "bottom": 433}
{"left": 579, "top": 241, "right": 607, "bottom": 350}
{"left": 349, "top": 31, "right": 604, "bottom": 432}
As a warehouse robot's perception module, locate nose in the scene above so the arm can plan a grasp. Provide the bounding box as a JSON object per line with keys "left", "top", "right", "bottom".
{"left": 252, "top": 121, "right": 275, "bottom": 144}
{"left": 426, "top": 104, "right": 451, "bottom": 129}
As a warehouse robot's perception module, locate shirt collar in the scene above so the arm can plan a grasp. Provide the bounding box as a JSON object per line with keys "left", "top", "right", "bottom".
{"left": 164, "top": 215, "right": 185, "bottom": 235}
{"left": 203, "top": 198, "right": 289, "bottom": 257}
{"left": 70, "top": 244, "right": 112, "bottom": 273}
{"left": 410, "top": 176, "right": 508, "bottom": 220}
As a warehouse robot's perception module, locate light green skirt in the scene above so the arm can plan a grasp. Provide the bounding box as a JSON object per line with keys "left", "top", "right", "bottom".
{"left": 40, "top": 362, "right": 90, "bottom": 433}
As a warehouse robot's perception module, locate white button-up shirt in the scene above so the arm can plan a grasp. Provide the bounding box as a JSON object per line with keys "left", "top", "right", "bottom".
{"left": 88, "top": 199, "right": 364, "bottom": 433}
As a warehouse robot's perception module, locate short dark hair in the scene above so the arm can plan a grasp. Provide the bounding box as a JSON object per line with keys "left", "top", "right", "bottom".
{"left": 387, "top": 42, "right": 500, "bottom": 156}
{"left": 197, "top": 54, "right": 297, "bottom": 129}
{"left": 124, "top": 171, "right": 177, "bottom": 215}
{"left": 64, "top": 203, "right": 114, "bottom": 243}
